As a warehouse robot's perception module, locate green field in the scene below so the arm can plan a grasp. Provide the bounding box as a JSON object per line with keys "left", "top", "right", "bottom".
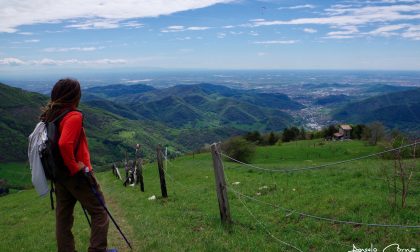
{"left": 0, "top": 162, "right": 31, "bottom": 189}
{"left": 0, "top": 140, "right": 419, "bottom": 251}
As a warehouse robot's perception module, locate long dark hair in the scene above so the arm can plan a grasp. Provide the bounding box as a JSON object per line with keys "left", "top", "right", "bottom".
{"left": 40, "top": 78, "right": 81, "bottom": 121}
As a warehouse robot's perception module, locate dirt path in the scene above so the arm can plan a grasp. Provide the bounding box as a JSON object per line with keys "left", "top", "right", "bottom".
{"left": 103, "top": 191, "right": 136, "bottom": 252}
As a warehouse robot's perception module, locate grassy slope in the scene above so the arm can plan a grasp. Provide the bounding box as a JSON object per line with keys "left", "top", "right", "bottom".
{"left": 0, "top": 162, "right": 31, "bottom": 189}
{"left": 1, "top": 140, "right": 419, "bottom": 251}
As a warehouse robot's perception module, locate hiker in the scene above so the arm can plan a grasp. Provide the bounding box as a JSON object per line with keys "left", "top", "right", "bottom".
{"left": 123, "top": 160, "right": 135, "bottom": 186}
{"left": 40, "top": 78, "right": 111, "bottom": 252}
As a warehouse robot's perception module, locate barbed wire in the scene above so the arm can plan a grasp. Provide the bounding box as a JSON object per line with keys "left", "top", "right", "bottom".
{"left": 232, "top": 186, "right": 303, "bottom": 252}
{"left": 220, "top": 141, "right": 419, "bottom": 173}
{"left": 227, "top": 186, "right": 420, "bottom": 229}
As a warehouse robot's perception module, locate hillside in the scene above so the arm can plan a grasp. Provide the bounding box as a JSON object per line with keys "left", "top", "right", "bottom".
{"left": 0, "top": 82, "right": 297, "bottom": 164}
{"left": 333, "top": 88, "right": 420, "bottom": 131}
{"left": 0, "top": 83, "right": 180, "bottom": 163}
{"left": 1, "top": 140, "right": 419, "bottom": 251}
{"left": 86, "top": 83, "right": 301, "bottom": 130}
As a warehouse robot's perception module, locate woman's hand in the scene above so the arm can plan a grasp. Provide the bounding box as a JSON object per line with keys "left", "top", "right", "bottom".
{"left": 77, "top": 161, "right": 85, "bottom": 171}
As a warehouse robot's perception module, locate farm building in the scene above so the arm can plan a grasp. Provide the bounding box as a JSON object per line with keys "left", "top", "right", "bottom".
{"left": 333, "top": 124, "right": 352, "bottom": 140}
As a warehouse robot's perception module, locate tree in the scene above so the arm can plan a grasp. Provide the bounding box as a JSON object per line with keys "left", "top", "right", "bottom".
{"left": 222, "top": 136, "right": 256, "bottom": 163}
{"left": 282, "top": 127, "right": 300, "bottom": 142}
{"left": 299, "top": 127, "right": 306, "bottom": 140}
{"left": 363, "top": 121, "right": 385, "bottom": 145}
{"left": 244, "top": 131, "right": 262, "bottom": 144}
{"left": 351, "top": 124, "right": 365, "bottom": 139}
{"left": 267, "top": 131, "right": 278, "bottom": 145}
{"left": 322, "top": 124, "right": 338, "bottom": 139}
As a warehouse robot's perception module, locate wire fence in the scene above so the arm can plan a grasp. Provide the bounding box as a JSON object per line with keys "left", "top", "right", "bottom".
{"left": 227, "top": 186, "right": 420, "bottom": 229}
{"left": 220, "top": 141, "right": 419, "bottom": 173}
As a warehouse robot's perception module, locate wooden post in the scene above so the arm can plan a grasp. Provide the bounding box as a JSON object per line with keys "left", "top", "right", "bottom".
{"left": 157, "top": 145, "right": 168, "bottom": 198}
{"left": 137, "top": 158, "right": 145, "bottom": 192}
{"left": 210, "top": 143, "right": 232, "bottom": 224}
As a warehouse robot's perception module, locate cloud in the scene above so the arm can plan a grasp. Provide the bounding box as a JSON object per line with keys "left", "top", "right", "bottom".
{"left": 176, "top": 36, "right": 192, "bottom": 41}
{"left": 161, "top": 25, "right": 211, "bottom": 32}
{"left": 249, "top": 31, "right": 259, "bottom": 36}
{"left": 368, "top": 24, "right": 409, "bottom": 36}
{"left": 0, "top": 57, "right": 127, "bottom": 66}
{"left": 217, "top": 32, "right": 227, "bottom": 38}
{"left": 253, "top": 40, "right": 298, "bottom": 44}
{"left": 24, "top": 39, "right": 40, "bottom": 43}
{"left": 303, "top": 28, "right": 318, "bottom": 33}
{"left": 402, "top": 24, "right": 420, "bottom": 40}
{"left": 0, "top": 0, "right": 234, "bottom": 33}
{"left": 43, "top": 47, "right": 103, "bottom": 52}
{"left": 18, "top": 32, "right": 33, "bottom": 35}
{"left": 278, "top": 4, "right": 316, "bottom": 10}
{"left": 250, "top": 3, "right": 420, "bottom": 27}
{"left": 0, "top": 57, "right": 26, "bottom": 66}
{"left": 66, "top": 19, "right": 120, "bottom": 30}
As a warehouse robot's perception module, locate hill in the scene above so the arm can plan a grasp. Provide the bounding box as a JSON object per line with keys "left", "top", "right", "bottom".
{"left": 89, "top": 83, "right": 302, "bottom": 130}
{"left": 0, "top": 83, "right": 180, "bottom": 163}
{"left": 315, "top": 94, "right": 352, "bottom": 105}
{"left": 333, "top": 88, "right": 420, "bottom": 132}
{"left": 0, "top": 82, "right": 297, "bottom": 164}
{"left": 1, "top": 140, "right": 419, "bottom": 251}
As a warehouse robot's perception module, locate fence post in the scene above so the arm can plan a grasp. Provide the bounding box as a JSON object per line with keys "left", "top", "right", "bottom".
{"left": 157, "top": 145, "right": 168, "bottom": 198}
{"left": 210, "top": 143, "right": 232, "bottom": 224}
{"left": 137, "top": 158, "right": 145, "bottom": 192}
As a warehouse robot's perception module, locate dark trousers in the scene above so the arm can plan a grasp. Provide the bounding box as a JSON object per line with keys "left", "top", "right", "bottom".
{"left": 54, "top": 173, "right": 109, "bottom": 252}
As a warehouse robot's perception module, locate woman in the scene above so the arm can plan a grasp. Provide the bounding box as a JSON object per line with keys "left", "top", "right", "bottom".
{"left": 40, "top": 78, "right": 110, "bottom": 252}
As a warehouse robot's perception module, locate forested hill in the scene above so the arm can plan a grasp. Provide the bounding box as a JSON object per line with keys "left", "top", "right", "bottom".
{"left": 84, "top": 83, "right": 302, "bottom": 129}
{"left": 1, "top": 82, "right": 301, "bottom": 162}
{"left": 333, "top": 88, "right": 420, "bottom": 132}
{"left": 0, "top": 82, "right": 180, "bottom": 163}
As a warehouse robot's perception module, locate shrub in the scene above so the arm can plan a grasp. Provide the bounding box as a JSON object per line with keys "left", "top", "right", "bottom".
{"left": 222, "top": 136, "right": 256, "bottom": 163}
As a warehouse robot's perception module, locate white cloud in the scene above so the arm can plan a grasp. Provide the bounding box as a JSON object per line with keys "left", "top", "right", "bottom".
{"left": 43, "top": 47, "right": 103, "bottom": 52}
{"left": 257, "top": 52, "right": 267, "bottom": 56}
{"left": 161, "top": 25, "right": 211, "bottom": 32}
{"left": 0, "top": 57, "right": 26, "bottom": 66}
{"left": 402, "top": 24, "right": 420, "bottom": 40}
{"left": 0, "top": 57, "right": 127, "bottom": 66}
{"left": 253, "top": 40, "right": 298, "bottom": 44}
{"left": 278, "top": 4, "right": 316, "bottom": 10}
{"left": 18, "top": 32, "right": 33, "bottom": 35}
{"left": 327, "top": 26, "right": 359, "bottom": 36}
{"left": 0, "top": 0, "right": 233, "bottom": 33}
{"left": 368, "top": 24, "right": 409, "bottom": 36}
{"left": 250, "top": 4, "right": 420, "bottom": 27}
{"left": 176, "top": 36, "right": 192, "bottom": 41}
{"left": 122, "top": 21, "right": 144, "bottom": 28}
{"left": 65, "top": 19, "right": 121, "bottom": 30}
{"left": 24, "top": 39, "right": 40, "bottom": 43}
{"left": 303, "top": 28, "right": 318, "bottom": 33}
{"left": 217, "top": 32, "right": 227, "bottom": 38}
{"left": 229, "top": 31, "right": 243, "bottom": 35}
{"left": 249, "top": 31, "right": 259, "bottom": 36}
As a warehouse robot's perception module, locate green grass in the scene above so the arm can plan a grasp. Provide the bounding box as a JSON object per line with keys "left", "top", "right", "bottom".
{"left": 0, "top": 140, "right": 419, "bottom": 251}
{"left": 0, "top": 162, "right": 31, "bottom": 189}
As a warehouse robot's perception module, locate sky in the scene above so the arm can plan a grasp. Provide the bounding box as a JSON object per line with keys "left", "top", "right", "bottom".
{"left": 1, "top": 0, "right": 420, "bottom": 77}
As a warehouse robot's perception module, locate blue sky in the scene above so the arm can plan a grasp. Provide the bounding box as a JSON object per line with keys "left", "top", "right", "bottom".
{"left": 1, "top": 0, "right": 420, "bottom": 76}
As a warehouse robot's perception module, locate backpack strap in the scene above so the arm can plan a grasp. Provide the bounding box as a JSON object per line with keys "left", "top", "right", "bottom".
{"left": 50, "top": 181, "right": 55, "bottom": 210}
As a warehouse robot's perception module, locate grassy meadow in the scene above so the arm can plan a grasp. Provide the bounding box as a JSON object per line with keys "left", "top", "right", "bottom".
{"left": 0, "top": 139, "right": 419, "bottom": 251}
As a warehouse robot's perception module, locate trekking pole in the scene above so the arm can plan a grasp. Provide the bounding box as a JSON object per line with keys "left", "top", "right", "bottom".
{"left": 84, "top": 171, "right": 133, "bottom": 250}
{"left": 81, "top": 205, "right": 91, "bottom": 227}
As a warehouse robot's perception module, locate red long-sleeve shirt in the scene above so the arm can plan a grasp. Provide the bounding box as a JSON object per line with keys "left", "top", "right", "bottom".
{"left": 58, "top": 111, "right": 93, "bottom": 176}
